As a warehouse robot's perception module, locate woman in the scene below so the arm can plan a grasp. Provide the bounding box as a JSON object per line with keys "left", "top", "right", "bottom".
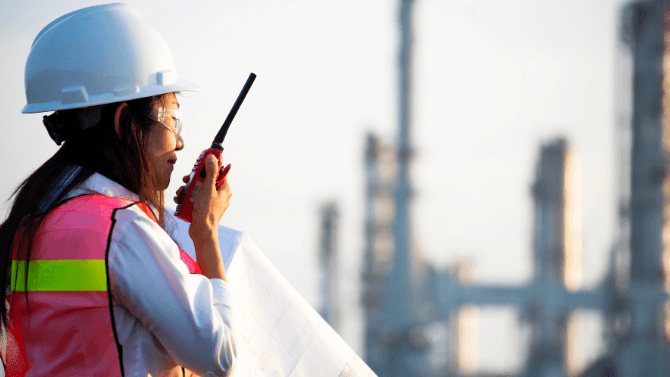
{"left": 0, "top": 4, "right": 236, "bottom": 376}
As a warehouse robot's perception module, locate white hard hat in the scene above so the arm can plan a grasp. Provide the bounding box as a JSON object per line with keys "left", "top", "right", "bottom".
{"left": 22, "top": 3, "right": 200, "bottom": 114}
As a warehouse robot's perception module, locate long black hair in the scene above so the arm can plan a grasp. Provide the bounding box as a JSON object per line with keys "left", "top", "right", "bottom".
{"left": 0, "top": 93, "right": 174, "bottom": 329}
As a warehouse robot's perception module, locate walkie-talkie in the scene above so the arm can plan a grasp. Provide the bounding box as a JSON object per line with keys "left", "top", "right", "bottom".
{"left": 174, "top": 73, "right": 256, "bottom": 223}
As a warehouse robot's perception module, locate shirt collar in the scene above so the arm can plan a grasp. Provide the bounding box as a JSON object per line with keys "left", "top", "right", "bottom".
{"left": 66, "top": 172, "right": 162, "bottom": 221}
{"left": 68, "top": 172, "right": 140, "bottom": 202}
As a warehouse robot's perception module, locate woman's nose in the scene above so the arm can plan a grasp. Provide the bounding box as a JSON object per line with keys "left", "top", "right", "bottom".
{"left": 176, "top": 135, "right": 184, "bottom": 151}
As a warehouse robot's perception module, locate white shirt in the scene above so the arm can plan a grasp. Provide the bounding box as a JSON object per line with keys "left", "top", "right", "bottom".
{"left": 67, "top": 173, "right": 237, "bottom": 377}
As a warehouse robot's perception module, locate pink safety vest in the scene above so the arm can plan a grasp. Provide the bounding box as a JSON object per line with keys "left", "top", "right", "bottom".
{"left": 4, "top": 195, "right": 202, "bottom": 376}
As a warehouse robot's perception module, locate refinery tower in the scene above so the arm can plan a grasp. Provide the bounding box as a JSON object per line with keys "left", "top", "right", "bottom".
{"left": 355, "top": 0, "right": 670, "bottom": 376}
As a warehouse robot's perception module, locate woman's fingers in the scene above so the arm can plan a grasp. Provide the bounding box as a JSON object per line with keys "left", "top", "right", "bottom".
{"left": 174, "top": 175, "right": 190, "bottom": 204}
{"left": 216, "top": 164, "right": 231, "bottom": 190}
{"left": 217, "top": 178, "right": 232, "bottom": 198}
{"left": 203, "top": 155, "right": 218, "bottom": 189}
{"left": 173, "top": 185, "right": 186, "bottom": 204}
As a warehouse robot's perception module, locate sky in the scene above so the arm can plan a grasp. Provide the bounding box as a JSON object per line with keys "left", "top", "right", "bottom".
{"left": 0, "top": 0, "right": 629, "bottom": 373}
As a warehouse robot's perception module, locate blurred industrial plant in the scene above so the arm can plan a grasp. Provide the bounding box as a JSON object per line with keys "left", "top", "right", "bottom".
{"left": 318, "top": 0, "right": 670, "bottom": 376}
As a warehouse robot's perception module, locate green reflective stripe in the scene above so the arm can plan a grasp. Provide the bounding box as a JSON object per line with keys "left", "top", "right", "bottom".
{"left": 11, "top": 260, "right": 108, "bottom": 292}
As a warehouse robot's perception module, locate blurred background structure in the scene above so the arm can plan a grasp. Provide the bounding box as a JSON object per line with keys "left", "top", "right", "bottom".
{"left": 319, "top": 201, "right": 340, "bottom": 332}
{"left": 321, "top": 0, "right": 670, "bottom": 376}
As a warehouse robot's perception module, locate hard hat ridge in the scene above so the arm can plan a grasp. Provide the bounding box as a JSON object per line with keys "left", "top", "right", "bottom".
{"left": 23, "top": 3, "right": 200, "bottom": 114}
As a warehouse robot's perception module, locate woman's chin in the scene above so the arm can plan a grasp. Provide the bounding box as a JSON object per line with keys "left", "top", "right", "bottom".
{"left": 160, "top": 179, "right": 171, "bottom": 192}
{"left": 160, "top": 167, "right": 174, "bottom": 191}
{"left": 155, "top": 174, "right": 171, "bottom": 192}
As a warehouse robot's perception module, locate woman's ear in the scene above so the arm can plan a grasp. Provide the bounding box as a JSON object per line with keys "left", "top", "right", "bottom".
{"left": 113, "top": 102, "right": 129, "bottom": 140}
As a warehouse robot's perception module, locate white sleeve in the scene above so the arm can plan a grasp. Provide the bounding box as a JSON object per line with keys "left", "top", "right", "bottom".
{"left": 107, "top": 205, "right": 236, "bottom": 376}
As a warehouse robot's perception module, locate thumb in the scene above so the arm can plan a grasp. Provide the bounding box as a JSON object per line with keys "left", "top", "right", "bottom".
{"left": 204, "top": 154, "right": 218, "bottom": 187}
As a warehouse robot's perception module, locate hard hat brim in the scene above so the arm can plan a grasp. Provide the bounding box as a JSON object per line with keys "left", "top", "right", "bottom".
{"left": 22, "top": 78, "right": 201, "bottom": 114}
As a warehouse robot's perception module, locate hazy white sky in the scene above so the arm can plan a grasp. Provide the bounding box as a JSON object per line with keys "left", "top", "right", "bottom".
{"left": 0, "top": 0, "right": 628, "bottom": 372}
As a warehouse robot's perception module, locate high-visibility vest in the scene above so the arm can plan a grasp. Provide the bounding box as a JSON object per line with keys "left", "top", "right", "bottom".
{"left": 4, "top": 194, "right": 202, "bottom": 376}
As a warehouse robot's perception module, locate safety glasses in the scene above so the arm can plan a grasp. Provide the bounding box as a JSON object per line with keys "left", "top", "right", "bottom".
{"left": 146, "top": 107, "right": 183, "bottom": 137}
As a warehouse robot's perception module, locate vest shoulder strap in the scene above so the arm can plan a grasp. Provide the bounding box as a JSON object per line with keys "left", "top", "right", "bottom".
{"left": 53, "top": 194, "right": 156, "bottom": 221}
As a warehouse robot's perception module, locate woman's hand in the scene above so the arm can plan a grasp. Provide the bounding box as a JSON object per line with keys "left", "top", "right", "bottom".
{"left": 173, "top": 155, "right": 231, "bottom": 280}
{"left": 174, "top": 155, "right": 233, "bottom": 280}
{"left": 192, "top": 155, "right": 232, "bottom": 238}
{"left": 174, "top": 155, "right": 232, "bottom": 240}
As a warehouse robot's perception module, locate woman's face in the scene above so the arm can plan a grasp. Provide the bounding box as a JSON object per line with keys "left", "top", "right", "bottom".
{"left": 145, "top": 94, "right": 183, "bottom": 191}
